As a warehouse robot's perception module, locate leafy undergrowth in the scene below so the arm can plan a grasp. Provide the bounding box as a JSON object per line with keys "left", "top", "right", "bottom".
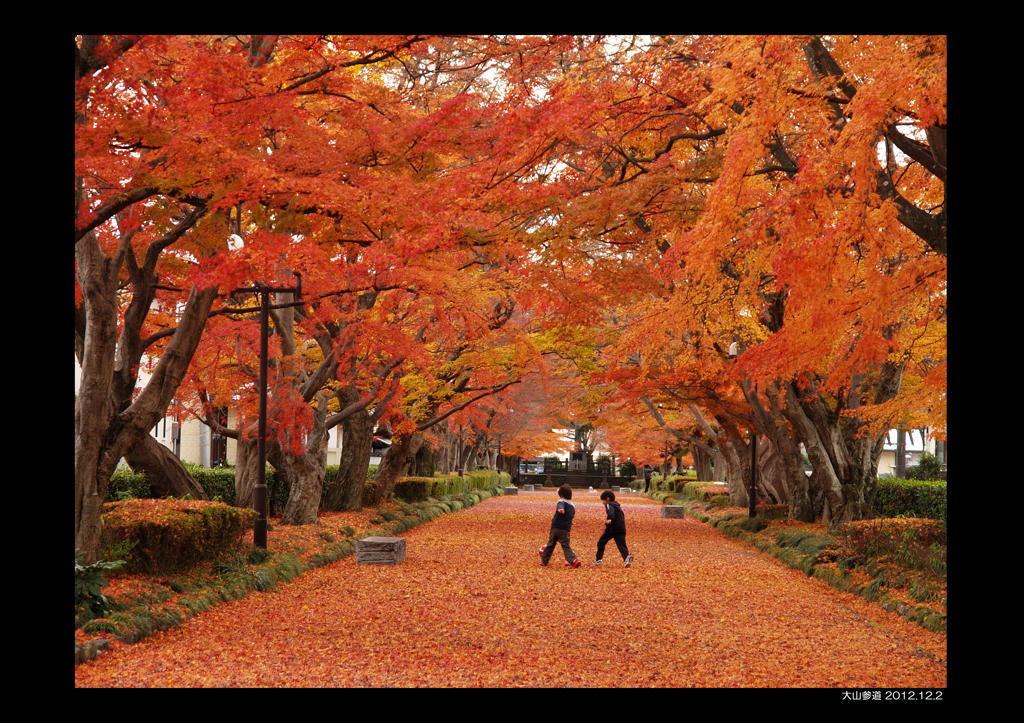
{"left": 76, "top": 494, "right": 488, "bottom": 649}
{"left": 677, "top": 498, "right": 947, "bottom": 632}
{"left": 76, "top": 490, "right": 946, "bottom": 687}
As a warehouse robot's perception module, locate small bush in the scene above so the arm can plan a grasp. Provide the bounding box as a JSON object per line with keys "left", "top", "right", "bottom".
{"left": 106, "top": 468, "right": 151, "bottom": 502}
{"left": 75, "top": 550, "right": 124, "bottom": 617}
{"left": 840, "top": 518, "right": 946, "bottom": 581}
{"left": 101, "top": 499, "right": 258, "bottom": 573}
{"left": 363, "top": 481, "right": 384, "bottom": 507}
{"left": 906, "top": 452, "right": 944, "bottom": 481}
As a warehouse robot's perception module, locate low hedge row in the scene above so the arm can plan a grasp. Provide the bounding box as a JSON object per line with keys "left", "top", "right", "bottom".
{"left": 392, "top": 471, "right": 511, "bottom": 502}
{"left": 678, "top": 499, "right": 947, "bottom": 632}
{"left": 101, "top": 499, "right": 258, "bottom": 573}
{"left": 874, "top": 478, "right": 946, "bottom": 524}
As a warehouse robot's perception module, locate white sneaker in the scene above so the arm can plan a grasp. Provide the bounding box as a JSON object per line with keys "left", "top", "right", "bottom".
{"left": 592, "top": 559, "right": 603, "bottom": 565}
{"left": 624, "top": 555, "right": 633, "bottom": 568}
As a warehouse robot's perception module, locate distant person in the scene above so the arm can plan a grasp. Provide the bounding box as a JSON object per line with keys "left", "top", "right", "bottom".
{"left": 642, "top": 463, "right": 653, "bottom": 493}
{"left": 539, "top": 484, "right": 581, "bottom": 569}
{"left": 593, "top": 490, "right": 632, "bottom": 568}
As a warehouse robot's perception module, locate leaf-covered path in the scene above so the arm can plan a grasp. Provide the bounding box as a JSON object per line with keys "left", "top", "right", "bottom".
{"left": 75, "top": 490, "right": 947, "bottom": 687}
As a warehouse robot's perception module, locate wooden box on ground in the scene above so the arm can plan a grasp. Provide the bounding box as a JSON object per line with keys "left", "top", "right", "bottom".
{"left": 503, "top": 486, "right": 518, "bottom": 495}
{"left": 661, "top": 506, "right": 687, "bottom": 518}
{"left": 356, "top": 537, "right": 407, "bottom": 565}
{"left": 522, "top": 484, "right": 534, "bottom": 491}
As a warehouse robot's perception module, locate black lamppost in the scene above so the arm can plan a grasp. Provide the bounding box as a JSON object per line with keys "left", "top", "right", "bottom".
{"left": 230, "top": 276, "right": 302, "bottom": 548}
{"left": 457, "top": 423, "right": 464, "bottom": 478}
{"left": 748, "top": 430, "right": 759, "bottom": 518}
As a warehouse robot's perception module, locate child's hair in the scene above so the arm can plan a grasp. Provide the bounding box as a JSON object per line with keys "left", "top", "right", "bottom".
{"left": 558, "top": 484, "right": 572, "bottom": 499}
{"left": 600, "top": 490, "right": 615, "bottom": 501}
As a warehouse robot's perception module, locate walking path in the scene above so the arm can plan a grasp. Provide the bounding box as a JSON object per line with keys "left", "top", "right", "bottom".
{"left": 74, "top": 489, "right": 947, "bottom": 687}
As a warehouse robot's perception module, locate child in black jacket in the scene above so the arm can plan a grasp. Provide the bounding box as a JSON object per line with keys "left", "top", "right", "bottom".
{"left": 594, "top": 490, "right": 633, "bottom": 567}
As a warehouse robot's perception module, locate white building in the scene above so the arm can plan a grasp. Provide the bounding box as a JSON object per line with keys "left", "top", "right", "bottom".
{"left": 877, "top": 429, "right": 944, "bottom": 478}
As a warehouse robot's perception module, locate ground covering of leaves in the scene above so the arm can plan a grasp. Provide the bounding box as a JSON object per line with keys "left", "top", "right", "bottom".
{"left": 76, "top": 490, "right": 946, "bottom": 688}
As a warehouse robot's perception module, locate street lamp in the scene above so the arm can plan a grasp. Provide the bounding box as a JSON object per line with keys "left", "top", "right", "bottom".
{"left": 227, "top": 235, "right": 302, "bottom": 548}
{"left": 748, "top": 430, "right": 759, "bottom": 518}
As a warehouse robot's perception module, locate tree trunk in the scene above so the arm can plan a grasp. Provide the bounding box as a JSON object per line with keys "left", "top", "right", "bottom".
{"left": 712, "top": 449, "right": 728, "bottom": 482}
{"left": 780, "top": 380, "right": 888, "bottom": 529}
{"left": 895, "top": 428, "right": 907, "bottom": 478}
{"left": 693, "top": 446, "right": 713, "bottom": 481}
{"left": 718, "top": 431, "right": 750, "bottom": 508}
{"left": 374, "top": 432, "right": 424, "bottom": 501}
{"left": 740, "top": 380, "right": 815, "bottom": 522}
{"left": 125, "top": 434, "right": 208, "bottom": 500}
{"left": 274, "top": 396, "right": 329, "bottom": 526}
{"left": 322, "top": 393, "right": 376, "bottom": 511}
{"left": 412, "top": 441, "right": 436, "bottom": 477}
{"left": 234, "top": 437, "right": 260, "bottom": 509}
{"left": 76, "top": 226, "right": 217, "bottom": 561}
{"left": 754, "top": 434, "right": 788, "bottom": 506}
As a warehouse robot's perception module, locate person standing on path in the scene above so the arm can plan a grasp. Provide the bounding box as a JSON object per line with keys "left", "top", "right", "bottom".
{"left": 642, "top": 463, "right": 653, "bottom": 493}
{"left": 539, "top": 484, "right": 581, "bottom": 568}
{"left": 593, "top": 490, "right": 632, "bottom": 567}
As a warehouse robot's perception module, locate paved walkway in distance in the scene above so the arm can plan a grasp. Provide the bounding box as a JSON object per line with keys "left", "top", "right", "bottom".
{"left": 75, "top": 489, "right": 947, "bottom": 688}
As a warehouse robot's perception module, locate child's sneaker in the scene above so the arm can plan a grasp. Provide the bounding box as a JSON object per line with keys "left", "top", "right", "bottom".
{"left": 624, "top": 554, "right": 633, "bottom": 568}
{"left": 538, "top": 545, "right": 546, "bottom": 558}
{"left": 540, "top": 560, "right": 548, "bottom": 567}
{"left": 592, "top": 559, "right": 603, "bottom": 565}
{"left": 569, "top": 559, "right": 582, "bottom": 569}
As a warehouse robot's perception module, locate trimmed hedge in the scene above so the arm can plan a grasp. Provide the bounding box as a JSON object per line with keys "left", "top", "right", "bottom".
{"left": 680, "top": 480, "right": 730, "bottom": 503}
{"left": 874, "top": 478, "right": 946, "bottom": 524}
{"left": 101, "top": 499, "right": 258, "bottom": 573}
{"left": 392, "top": 471, "right": 511, "bottom": 502}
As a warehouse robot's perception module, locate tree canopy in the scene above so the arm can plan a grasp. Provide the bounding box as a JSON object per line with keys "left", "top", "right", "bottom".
{"left": 76, "top": 35, "right": 946, "bottom": 558}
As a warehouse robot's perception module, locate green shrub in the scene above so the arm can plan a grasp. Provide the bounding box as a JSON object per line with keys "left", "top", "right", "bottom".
{"left": 733, "top": 516, "right": 768, "bottom": 533}
{"left": 75, "top": 550, "right": 125, "bottom": 617}
{"left": 618, "top": 461, "right": 637, "bottom": 478}
{"left": 906, "top": 452, "right": 944, "bottom": 481}
{"left": 106, "top": 468, "right": 151, "bottom": 502}
{"left": 182, "top": 463, "right": 239, "bottom": 506}
{"left": 874, "top": 478, "right": 946, "bottom": 522}
{"left": 840, "top": 518, "right": 946, "bottom": 581}
{"left": 363, "top": 481, "right": 384, "bottom": 507}
{"left": 101, "top": 499, "right": 258, "bottom": 573}
{"left": 393, "top": 477, "right": 433, "bottom": 502}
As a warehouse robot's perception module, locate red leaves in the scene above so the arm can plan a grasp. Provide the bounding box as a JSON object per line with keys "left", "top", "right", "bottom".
{"left": 77, "top": 491, "right": 946, "bottom": 687}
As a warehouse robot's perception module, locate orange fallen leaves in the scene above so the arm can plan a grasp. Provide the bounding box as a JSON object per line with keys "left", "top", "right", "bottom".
{"left": 75, "top": 490, "right": 946, "bottom": 688}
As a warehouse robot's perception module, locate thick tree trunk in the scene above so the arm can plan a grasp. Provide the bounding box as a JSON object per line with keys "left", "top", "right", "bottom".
{"left": 412, "top": 442, "right": 436, "bottom": 477}
{"left": 125, "top": 434, "right": 208, "bottom": 500}
{"left": 274, "top": 397, "right": 329, "bottom": 526}
{"left": 374, "top": 432, "right": 424, "bottom": 501}
{"left": 719, "top": 431, "right": 750, "bottom": 508}
{"left": 781, "top": 380, "right": 889, "bottom": 529}
{"left": 322, "top": 394, "right": 376, "bottom": 511}
{"left": 712, "top": 449, "right": 728, "bottom": 482}
{"left": 754, "top": 435, "right": 788, "bottom": 506}
{"left": 693, "top": 446, "right": 713, "bottom": 482}
{"left": 234, "top": 437, "right": 260, "bottom": 509}
{"left": 76, "top": 227, "right": 217, "bottom": 561}
{"left": 741, "top": 380, "right": 815, "bottom": 522}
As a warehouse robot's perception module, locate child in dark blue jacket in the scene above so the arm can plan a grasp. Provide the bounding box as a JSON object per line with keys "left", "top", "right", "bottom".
{"left": 539, "top": 484, "right": 581, "bottom": 569}
{"left": 593, "top": 490, "right": 633, "bottom": 567}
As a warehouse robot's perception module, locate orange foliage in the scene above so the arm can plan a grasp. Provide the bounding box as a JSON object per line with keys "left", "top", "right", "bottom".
{"left": 76, "top": 491, "right": 946, "bottom": 687}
